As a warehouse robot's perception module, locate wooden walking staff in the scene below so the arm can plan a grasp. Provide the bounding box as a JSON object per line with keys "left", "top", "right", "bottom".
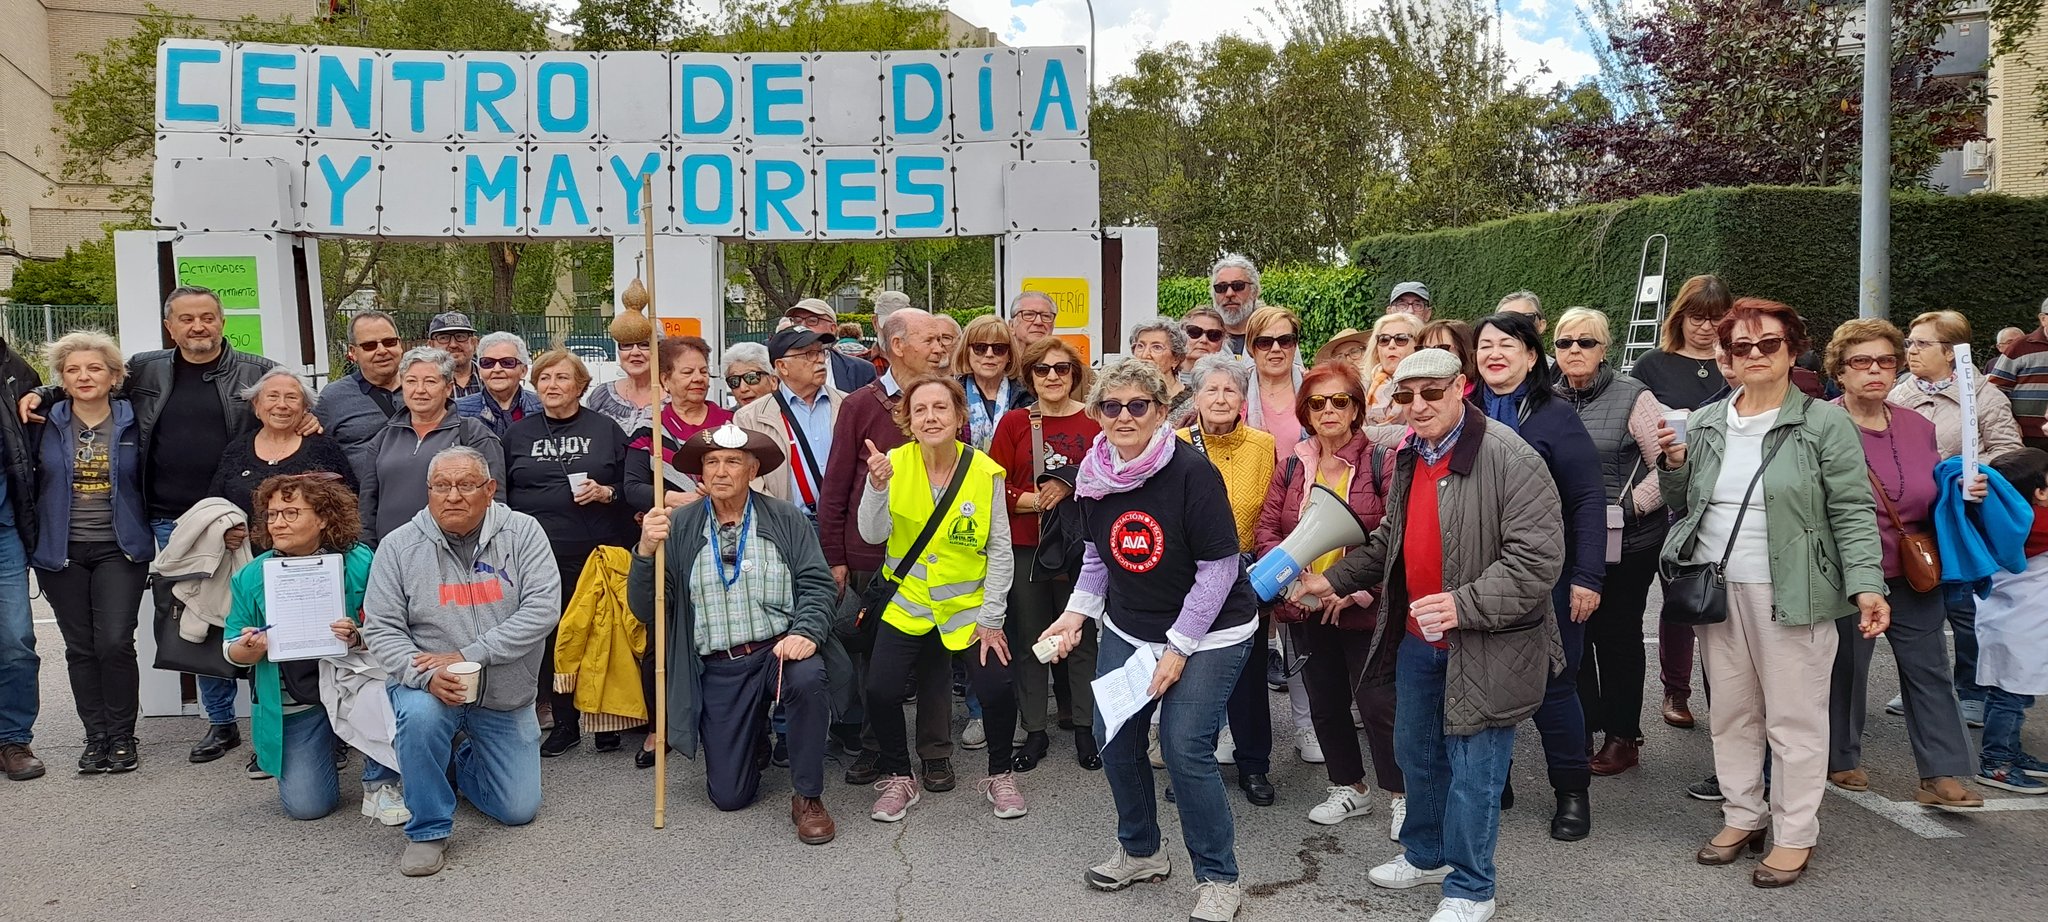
{"left": 619, "top": 175, "right": 670, "bottom": 828}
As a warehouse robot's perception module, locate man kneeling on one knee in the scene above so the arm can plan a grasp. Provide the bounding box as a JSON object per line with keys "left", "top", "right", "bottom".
{"left": 362, "top": 446, "right": 560, "bottom": 877}
{"left": 631, "top": 422, "right": 838, "bottom": 844}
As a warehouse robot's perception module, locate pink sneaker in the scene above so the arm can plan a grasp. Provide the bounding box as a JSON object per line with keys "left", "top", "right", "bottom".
{"left": 871, "top": 774, "right": 920, "bottom": 822}
{"left": 980, "top": 771, "right": 1028, "bottom": 819}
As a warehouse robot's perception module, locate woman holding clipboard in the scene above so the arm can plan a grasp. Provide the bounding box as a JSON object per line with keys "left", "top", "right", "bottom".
{"left": 223, "top": 473, "right": 406, "bottom": 825}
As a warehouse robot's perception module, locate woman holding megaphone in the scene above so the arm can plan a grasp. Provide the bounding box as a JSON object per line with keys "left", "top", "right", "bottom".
{"left": 1255, "top": 361, "right": 1406, "bottom": 839}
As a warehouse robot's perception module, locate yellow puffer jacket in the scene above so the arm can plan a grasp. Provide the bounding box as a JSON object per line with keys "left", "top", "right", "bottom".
{"left": 554, "top": 546, "right": 649, "bottom": 730}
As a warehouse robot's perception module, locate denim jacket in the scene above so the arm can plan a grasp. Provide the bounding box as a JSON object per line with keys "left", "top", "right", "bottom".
{"left": 30, "top": 399, "right": 153, "bottom": 569}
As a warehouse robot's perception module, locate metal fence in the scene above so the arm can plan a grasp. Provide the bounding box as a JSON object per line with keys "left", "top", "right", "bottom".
{"left": 2, "top": 304, "right": 120, "bottom": 354}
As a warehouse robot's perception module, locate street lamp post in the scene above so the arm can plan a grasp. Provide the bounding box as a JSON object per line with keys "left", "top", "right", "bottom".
{"left": 1860, "top": 0, "right": 1891, "bottom": 320}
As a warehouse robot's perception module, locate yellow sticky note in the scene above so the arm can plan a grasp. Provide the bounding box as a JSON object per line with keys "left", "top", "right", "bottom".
{"left": 1021, "top": 277, "right": 1089, "bottom": 328}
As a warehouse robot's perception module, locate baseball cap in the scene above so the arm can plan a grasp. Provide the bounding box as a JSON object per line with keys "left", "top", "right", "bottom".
{"left": 768, "top": 328, "right": 835, "bottom": 362}
{"left": 1391, "top": 347, "right": 1463, "bottom": 385}
{"left": 1388, "top": 282, "right": 1431, "bottom": 305}
{"left": 784, "top": 298, "right": 836, "bottom": 322}
{"left": 427, "top": 311, "right": 476, "bottom": 335}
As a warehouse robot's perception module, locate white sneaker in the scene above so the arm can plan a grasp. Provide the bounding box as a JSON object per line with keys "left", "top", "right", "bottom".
{"left": 1148, "top": 725, "right": 1166, "bottom": 769}
{"left": 1961, "top": 698, "right": 1986, "bottom": 728}
{"left": 361, "top": 784, "right": 411, "bottom": 826}
{"left": 1085, "top": 846, "right": 1173, "bottom": 891}
{"left": 1215, "top": 727, "right": 1236, "bottom": 765}
{"left": 1297, "top": 732, "right": 1325, "bottom": 764}
{"left": 1352, "top": 704, "right": 1366, "bottom": 729}
{"left": 1368, "top": 854, "right": 1451, "bottom": 890}
{"left": 1883, "top": 694, "right": 1906, "bottom": 716}
{"left": 1188, "top": 880, "right": 1243, "bottom": 921}
{"left": 1308, "top": 785, "right": 1373, "bottom": 825}
{"left": 1430, "top": 897, "right": 1495, "bottom": 922}
{"left": 1388, "top": 795, "right": 1407, "bottom": 842}
{"left": 962, "top": 718, "right": 987, "bottom": 750}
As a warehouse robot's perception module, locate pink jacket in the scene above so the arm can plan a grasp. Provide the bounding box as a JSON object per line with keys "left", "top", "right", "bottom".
{"left": 1255, "top": 431, "right": 1393, "bottom": 628}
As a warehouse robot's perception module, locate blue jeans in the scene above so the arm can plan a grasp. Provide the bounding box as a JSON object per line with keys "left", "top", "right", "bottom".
{"left": 1395, "top": 634, "right": 1517, "bottom": 903}
{"left": 389, "top": 684, "right": 541, "bottom": 842}
{"left": 1981, "top": 688, "right": 2037, "bottom": 770}
{"left": 277, "top": 708, "right": 400, "bottom": 819}
{"left": 1096, "top": 626, "right": 1249, "bottom": 884}
{"left": 1944, "top": 585, "right": 1985, "bottom": 704}
{"left": 153, "top": 516, "right": 238, "bottom": 725}
{"left": 0, "top": 524, "right": 35, "bottom": 745}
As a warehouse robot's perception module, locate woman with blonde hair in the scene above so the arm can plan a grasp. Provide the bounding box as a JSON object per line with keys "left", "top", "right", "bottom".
{"left": 1244, "top": 305, "right": 1307, "bottom": 461}
{"left": 1361, "top": 312, "right": 1421, "bottom": 425}
{"left": 953, "top": 315, "right": 1029, "bottom": 451}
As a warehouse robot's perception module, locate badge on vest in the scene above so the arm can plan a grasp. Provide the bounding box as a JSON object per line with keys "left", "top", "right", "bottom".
{"left": 947, "top": 516, "right": 980, "bottom": 547}
{"left": 960, "top": 501, "right": 976, "bottom": 517}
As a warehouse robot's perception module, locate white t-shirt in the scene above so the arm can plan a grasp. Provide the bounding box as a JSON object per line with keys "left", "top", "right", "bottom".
{"left": 1691, "top": 402, "right": 1781, "bottom": 583}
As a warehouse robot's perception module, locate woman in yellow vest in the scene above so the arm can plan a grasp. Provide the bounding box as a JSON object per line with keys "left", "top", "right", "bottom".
{"left": 857, "top": 375, "right": 1022, "bottom": 823}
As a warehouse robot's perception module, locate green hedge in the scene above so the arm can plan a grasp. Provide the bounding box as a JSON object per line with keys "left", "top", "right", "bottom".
{"left": 1345, "top": 185, "right": 2048, "bottom": 359}
{"left": 1157, "top": 266, "right": 1381, "bottom": 354}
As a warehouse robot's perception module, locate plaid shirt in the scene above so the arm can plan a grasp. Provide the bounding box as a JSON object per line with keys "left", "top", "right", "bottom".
{"left": 688, "top": 510, "right": 792, "bottom": 655}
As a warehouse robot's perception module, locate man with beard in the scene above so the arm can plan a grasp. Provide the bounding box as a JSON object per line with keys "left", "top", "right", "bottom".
{"left": 427, "top": 312, "right": 483, "bottom": 398}
{"left": 1210, "top": 255, "right": 1262, "bottom": 359}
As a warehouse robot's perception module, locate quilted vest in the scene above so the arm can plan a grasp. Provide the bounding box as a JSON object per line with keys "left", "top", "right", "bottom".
{"left": 1557, "top": 366, "right": 1667, "bottom": 555}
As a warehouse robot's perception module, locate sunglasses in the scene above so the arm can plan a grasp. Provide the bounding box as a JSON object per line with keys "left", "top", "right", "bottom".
{"left": 1031, "top": 361, "right": 1078, "bottom": 379}
{"left": 725, "top": 371, "right": 771, "bottom": 389}
{"left": 478, "top": 357, "right": 524, "bottom": 370}
{"left": 1184, "top": 325, "right": 1227, "bottom": 343}
{"left": 1842, "top": 354, "right": 1901, "bottom": 371}
{"left": 1095, "top": 398, "right": 1155, "bottom": 418}
{"left": 1554, "top": 337, "right": 1602, "bottom": 351}
{"left": 1253, "top": 333, "right": 1300, "bottom": 352}
{"left": 1725, "top": 336, "right": 1787, "bottom": 358}
{"left": 1306, "top": 394, "right": 1355, "bottom": 412}
{"left": 618, "top": 341, "right": 651, "bottom": 352}
{"left": 1376, "top": 333, "right": 1413, "bottom": 347}
{"left": 1390, "top": 386, "right": 1453, "bottom": 405}
{"left": 969, "top": 342, "right": 1012, "bottom": 357}
{"left": 1212, "top": 280, "right": 1250, "bottom": 294}
{"left": 354, "top": 336, "right": 402, "bottom": 352}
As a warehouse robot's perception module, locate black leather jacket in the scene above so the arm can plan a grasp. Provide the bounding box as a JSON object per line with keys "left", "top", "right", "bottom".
{"left": 0, "top": 338, "right": 41, "bottom": 555}
{"left": 39, "top": 340, "right": 275, "bottom": 463}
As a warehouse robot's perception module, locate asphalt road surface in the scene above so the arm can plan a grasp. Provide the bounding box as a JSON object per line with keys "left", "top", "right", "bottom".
{"left": 3, "top": 591, "right": 2044, "bottom": 922}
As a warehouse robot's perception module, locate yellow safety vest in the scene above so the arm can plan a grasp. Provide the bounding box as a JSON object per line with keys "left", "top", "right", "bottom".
{"left": 881, "top": 442, "right": 1003, "bottom": 651}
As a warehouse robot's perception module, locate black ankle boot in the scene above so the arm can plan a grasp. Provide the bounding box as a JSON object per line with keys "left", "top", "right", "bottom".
{"left": 1551, "top": 789, "right": 1591, "bottom": 841}
{"left": 1074, "top": 726, "right": 1101, "bottom": 770}
{"left": 1012, "top": 730, "right": 1050, "bottom": 772}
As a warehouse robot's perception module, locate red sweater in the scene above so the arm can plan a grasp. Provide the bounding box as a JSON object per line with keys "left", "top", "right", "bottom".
{"left": 818, "top": 381, "right": 906, "bottom": 571}
{"left": 1404, "top": 455, "right": 1451, "bottom": 649}
{"left": 987, "top": 408, "right": 1101, "bottom": 546}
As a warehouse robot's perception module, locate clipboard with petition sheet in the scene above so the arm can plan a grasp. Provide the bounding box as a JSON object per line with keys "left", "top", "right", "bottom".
{"left": 262, "top": 554, "right": 350, "bottom": 662}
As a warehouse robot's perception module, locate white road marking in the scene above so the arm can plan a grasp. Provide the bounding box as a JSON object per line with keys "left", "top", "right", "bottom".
{"left": 1827, "top": 787, "right": 1965, "bottom": 838}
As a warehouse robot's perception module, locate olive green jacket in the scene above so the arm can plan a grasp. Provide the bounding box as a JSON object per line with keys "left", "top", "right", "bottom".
{"left": 1658, "top": 388, "right": 1886, "bottom": 626}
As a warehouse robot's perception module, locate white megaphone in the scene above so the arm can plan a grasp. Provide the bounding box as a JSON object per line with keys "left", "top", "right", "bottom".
{"left": 1248, "top": 484, "right": 1369, "bottom": 601}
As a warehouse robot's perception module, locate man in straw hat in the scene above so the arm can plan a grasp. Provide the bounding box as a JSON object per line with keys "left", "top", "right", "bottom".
{"left": 1296, "top": 347, "right": 1565, "bottom": 922}
{"left": 629, "top": 422, "right": 839, "bottom": 845}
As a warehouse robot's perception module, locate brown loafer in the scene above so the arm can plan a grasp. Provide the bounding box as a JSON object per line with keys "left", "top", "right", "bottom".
{"left": 1828, "top": 768, "right": 1869, "bottom": 792}
{"left": 1751, "top": 846, "right": 1813, "bottom": 888}
{"left": 1662, "top": 694, "right": 1695, "bottom": 729}
{"left": 1590, "top": 737, "right": 1639, "bottom": 776}
{"left": 793, "top": 794, "right": 836, "bottom": 845}
{"left": 1915, "top": 776, "right": 1984, "bottom": 809}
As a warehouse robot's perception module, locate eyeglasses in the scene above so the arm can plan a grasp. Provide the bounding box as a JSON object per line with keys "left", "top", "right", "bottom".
{"left": 1306, "top": 394, "right": 1355, "bottom": 412}
{"left": 1095, "top": 398, "right": 1155, "bottom": 418}
{"left": 1253, "top": 333, "right": 1300, "bottom": 352}
{"left": 969, "top": 342, "right": 1012, "bottom": 357}
{"left": 1332, "top": 346, "right": 1367, "bottom": 361}
{"left": 1684, "top": 313, "right": 1723, "bottom": 327}
{"left": 618, "top": 341, "right": 651, "bottom": 352}
{"left": 1376, "top": 333, "right": 1414, "bottom": 347}
{"left": 1013, "top": 310, "right": 1054, "bottom": 324}
{"left": 1183, "top": 325, "right": 1226, "bottom": 343}
{"left": 1902, "top": 338, "right": 1950, "bottom": 352}
{"left": 1554, "top": 337, "right": 1602, "bottom": 351}
{"left": 429, "top": 332, "right": 475, "bottom": 344}
{"left": 1031, "top": 361, "right": 1078, "bottom": 378}
{"left": 1426, "top": 344, "right": 1457, "bottom": 354}
{"left": 354, "top": 336, "right": 402, "bottom": 352}
{"left": 478, "top": 357, "right": 524, "bottom": 370}
{"left": 264, "top": 508, "right": 306, "bottom": 524}
{"left": 1212, "top": 281, "right": 1250, "bottom": 294}
{"left": 426, "top": 481, "right": 491, "bottom": 497}
{"left": 1725, "top": 336, "right": 1788, "bottom": 358}
{"left": 725, "top": 371, "right": 771, "bottom": 389}
{"left": 1390, "top": 386, "right": 1453, "bottom": 405}
{"left": 779, "top": 347, "right": 826, "bottom": 362}
{"left": 74, "top": 427, "right": 99, "bottom": 465}
{"left": 1842, "top": 354, "right": 1901, "bottom": 371}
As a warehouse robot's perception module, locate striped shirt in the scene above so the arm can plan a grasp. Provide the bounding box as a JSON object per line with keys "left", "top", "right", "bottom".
{"left": 688, "top": 510, "right": 792, "bottom": 655}
{"left": 1990, "top": 331, "right": 2048, "bottom": 440}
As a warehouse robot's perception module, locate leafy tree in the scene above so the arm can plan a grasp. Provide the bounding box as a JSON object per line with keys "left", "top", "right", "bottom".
{"left": 0, "top": 237, "right": 119, "bottom": 304}
{"left": 1560, "top": 0, "right": 1987, "bottom": 201}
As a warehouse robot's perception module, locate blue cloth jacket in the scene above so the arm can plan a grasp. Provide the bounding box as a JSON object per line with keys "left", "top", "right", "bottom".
{"left": 1932, "top": 454, "right": 2031, "bottom": 595}
{"left": 1495, "top": 394, "right": 1608, "bottom": 593}
{"left": 29, "top": 399, "right": 153, "bottom": 569}
{"left": 455, "top": 388, "right": 544, "bottom": 438}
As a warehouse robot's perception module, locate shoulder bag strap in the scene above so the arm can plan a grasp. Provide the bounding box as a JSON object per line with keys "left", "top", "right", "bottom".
{"left": 772, "top": 391, "right": 826, "bottom": 499}
{"left": 1715, "top": 432, "right": 1789, "bottom": 570}
{"left": 1029, "top": 407, "right": 1045, "bottom": 480}
{"left": 887, "top": 446, "right": 979, "bottom": 584}
{"left": 1189, "top": 427, "right": 1207, "bottom": 457}
{"left": 1368, "top": 444, "right": 1386, "bottom": 498}
{"left": 1867, "top": 466, "right": 1910, "bottom": 535}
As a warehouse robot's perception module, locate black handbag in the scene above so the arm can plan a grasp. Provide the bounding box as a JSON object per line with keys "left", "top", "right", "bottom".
{"left": 149, "top": 579, "right": 250, "bottom": 681}
{"left": 842, "top": 445, "right": 979, "bottom": 644}
{"left": 1660, "top": 433, "right": 1786, "bottom": 626}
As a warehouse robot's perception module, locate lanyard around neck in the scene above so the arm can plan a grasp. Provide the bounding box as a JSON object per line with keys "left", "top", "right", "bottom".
{"left": 709, "top": 496, "right": 754, "bottom": 589}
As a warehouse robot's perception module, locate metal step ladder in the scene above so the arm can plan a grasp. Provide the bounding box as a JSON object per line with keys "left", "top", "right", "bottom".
{"left": 1621, "top": 233, "right": 1669, "bottom": 371}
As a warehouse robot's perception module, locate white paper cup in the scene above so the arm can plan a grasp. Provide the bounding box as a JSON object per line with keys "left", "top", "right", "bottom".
{"left": 1411, "top": 602, "right": 1446, "bottom": 643}
{"left": 566, "top": 472, "right": 591, "bottom": 494}
{"left": 446, "top": 661, "right": 482, "bottom": 704}
{"left": 1662, "top": 410, "right": 1689, "bottom": 445}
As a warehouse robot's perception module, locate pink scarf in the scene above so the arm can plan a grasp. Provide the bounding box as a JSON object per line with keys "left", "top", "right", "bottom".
{"left": 1076, "top": 426, "right": 1177, "bottom": 499}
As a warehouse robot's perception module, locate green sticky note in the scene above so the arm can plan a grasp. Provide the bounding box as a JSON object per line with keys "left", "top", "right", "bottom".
{"left": 222, "top": 314, "right": 264, "bottom": 355}
{"left": 175, "top": 256, "right": 260, "bottom": 309}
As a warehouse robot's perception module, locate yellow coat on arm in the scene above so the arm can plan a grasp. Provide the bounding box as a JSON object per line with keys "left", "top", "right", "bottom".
{"left": 554, "top": 545, "right": 649, "bottom": 731}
